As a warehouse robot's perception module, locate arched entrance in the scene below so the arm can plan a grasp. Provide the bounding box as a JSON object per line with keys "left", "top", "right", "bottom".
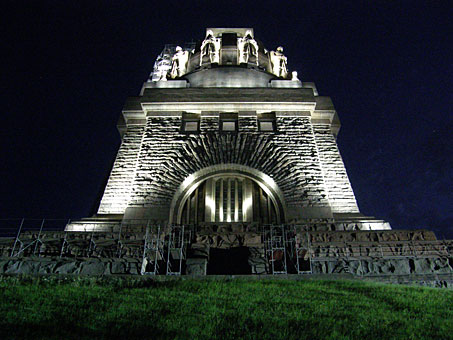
{"left": 179, "top": 175, "right": 279, "bottom": 224}
{"left": 169, "top": 164, "right": 286, "bottom": 225}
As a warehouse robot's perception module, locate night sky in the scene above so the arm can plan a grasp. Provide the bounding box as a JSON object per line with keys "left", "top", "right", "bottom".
{"left": 2, "top": 1, "right": 452, "bottom": 237}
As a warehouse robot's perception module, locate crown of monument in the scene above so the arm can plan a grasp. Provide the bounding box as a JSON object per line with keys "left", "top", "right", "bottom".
{"left": 149, "top": 28, "right": 298, "bottom": 87}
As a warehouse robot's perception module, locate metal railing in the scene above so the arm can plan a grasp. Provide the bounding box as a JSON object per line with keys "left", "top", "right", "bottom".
{"left": 0, "top": 218, "right": 71, "bottom": 257}
{"left": 1, "top": 220, "right": 452, "bottom": 275}
{"left": 0, "top": 218, "right": 197, "bottom": 275}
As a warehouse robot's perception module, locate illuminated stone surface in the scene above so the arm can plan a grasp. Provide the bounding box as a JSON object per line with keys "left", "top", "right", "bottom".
{"left": 97, "top": 28, "right": 367, "bottom": 226}
{"left": 6, "top": 28, "right": 452, "bottom": 280}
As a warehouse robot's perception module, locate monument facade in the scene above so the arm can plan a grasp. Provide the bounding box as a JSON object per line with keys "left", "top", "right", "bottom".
{"left": 2, "top": 28, "right": 451, "bottom": 279}
{"left": 95, "top": 28, "right": 388, "bottom": 230}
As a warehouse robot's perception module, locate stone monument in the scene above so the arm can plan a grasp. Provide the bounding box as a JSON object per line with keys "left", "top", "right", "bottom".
{"left": 1, "top": 28, "right": 451, "bottom": 281}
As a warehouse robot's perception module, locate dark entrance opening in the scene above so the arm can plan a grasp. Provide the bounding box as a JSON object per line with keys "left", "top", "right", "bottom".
{"left": 207, "top": 247, "right": 252, "bottom": 274}
{"left": 221, "top": 33, "right": 237, "bottom": 46}
{"left": 180, "top": 177, "right": 280, "bottom": 225}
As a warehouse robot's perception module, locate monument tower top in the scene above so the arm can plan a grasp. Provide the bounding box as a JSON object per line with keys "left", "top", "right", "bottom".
{"left": 149, "top": 27, "right": 295, "bottom": 87}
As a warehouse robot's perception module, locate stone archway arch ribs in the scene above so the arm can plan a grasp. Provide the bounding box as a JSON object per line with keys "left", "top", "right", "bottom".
{"left": 169, "top": 164, "right": 287, "bottom": 224}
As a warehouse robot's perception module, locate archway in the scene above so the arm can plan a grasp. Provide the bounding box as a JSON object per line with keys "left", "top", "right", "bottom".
{"left": 169, "top": 164, "right": 286, "bottom": 225}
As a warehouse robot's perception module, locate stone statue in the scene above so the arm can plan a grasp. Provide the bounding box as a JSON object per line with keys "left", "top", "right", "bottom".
{"left": 291, "top": 71, "right": 299, "bottom": 81}
{"left": 170, "top": 46, "right": 189, "bottom": 79}
{"left": 152, "top": 55, "right": 168, "bottom": 81}
{"left": 200, "top": 30, "right": 221, "bottom": 65}
{"left": 237, "top": 30, "right": 259, "bottom": 65}
{"left": 269, "top": 46, "right": 288, "bottom": 78}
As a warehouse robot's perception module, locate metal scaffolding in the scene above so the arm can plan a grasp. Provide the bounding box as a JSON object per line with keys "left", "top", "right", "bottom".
{"left": 141, "top": 225, "right": 165, "bottom": 275}
{"left": 4, "top": 219, "right": 71, "bottom": 257}
{"left": 166, "top": 225, "right": 191, "bottom": 275}
{"left": 117, "top": 219, "right": 145, "bottom": 258}
{"left": 60, "top": 230, "right": 92, "bottom": 257}
{"left": 263, "top": 224, "right": 289, "bottom": 274}
{"left": 2, "top": 219, "right": 453, "bottom": 276}
{"left": 294, "top": 230, "right": 313, "bottom": 274}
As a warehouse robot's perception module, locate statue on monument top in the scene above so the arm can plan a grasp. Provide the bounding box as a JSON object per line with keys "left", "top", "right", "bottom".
{"left": 152, "top": 54, "right": 169, "bottom": 81}
{"left": 269, "top": 46, "right": 288, "bottom": 78}
{"left": 237, "top": 30, "right": 259, "bottom": 65}
{"left": 170, "top": 46, "right": 190, "bottom": 79}
{"left": 200, "top": 30, "right": 221, "bottom": 65}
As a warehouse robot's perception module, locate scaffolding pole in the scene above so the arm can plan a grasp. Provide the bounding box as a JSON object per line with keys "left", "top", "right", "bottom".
{"left": 295, "top": 230, "right": 313, "bottom": 274}
{"left": 10, "top": 218, "right": 24, "bottom": 257}
{"left": 12, "top": 219, "right": 46, "bottom": 257}
{"left": 141, "top": 225, "right": 165, "bottom": 275}
{"left": 166, "top": 225, "right": 191, "bottom": 275}
{"left": 59, "top": 219, "right": 72, "bottom": 257}
{"left": 32, "top": 219, "right": 45, "bottom": 256}
{"left": 264, "top": 225, "right": 288, "bottom": 274}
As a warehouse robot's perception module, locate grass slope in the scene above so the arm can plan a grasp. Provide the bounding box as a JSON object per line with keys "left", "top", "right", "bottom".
{"left": 0, "top": 276, "right": 452, "bottom": 340}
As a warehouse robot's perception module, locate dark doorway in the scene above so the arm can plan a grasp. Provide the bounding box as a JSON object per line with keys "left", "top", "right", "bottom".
{"left": 221, "top": 33, "right": 237, "bottom": 46}
{"left": 207, "top": 247, "right": 252, "bottom": 274}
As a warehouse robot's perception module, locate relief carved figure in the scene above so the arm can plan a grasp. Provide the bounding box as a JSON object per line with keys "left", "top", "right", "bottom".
{"left": 170, "top": 46, "right": 190, "bottom": 79}
{"left": 200, "top": 30, "right": 221, "bottom": 65}
{"left": 269, "top": 46, "right": 288, "bottom": 78}
{"left": 237, "top": 30, "right": 259, "bottom": 65}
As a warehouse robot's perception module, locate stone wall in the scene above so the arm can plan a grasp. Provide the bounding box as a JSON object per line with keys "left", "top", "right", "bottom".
{"left": 1, "top": 228, "right": 451, "bottom": 277}
{"left": 302, "top": 229, "right": 437, "bottom": 243}
{"left": 313, "top": 124, "right": 359, "bottom": 213}
{"left": 99, "top": 113, "right": 360, "bottom": 220}
{"left": 273, "top": 117, "right": 329, "bottom": 209}
{"left": 0, "top": 257, "right": 141, "bottom": 275}
{"left": 98, "top": 125, "right": 145, "bottom": 214}
{"left": 311, "top": 257, "right": 453, "bottom": 276}
{"left": 2, "top": 256, "right": 452, "bottom": 277}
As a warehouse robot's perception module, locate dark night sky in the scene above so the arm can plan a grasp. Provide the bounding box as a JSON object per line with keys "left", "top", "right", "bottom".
{"left": 1, "top": 1, "right": 452, "bottom": 237}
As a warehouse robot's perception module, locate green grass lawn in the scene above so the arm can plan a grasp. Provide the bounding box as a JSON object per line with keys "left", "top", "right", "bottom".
{"left": 0, "top": 276, "right": 452, "bottom": 340}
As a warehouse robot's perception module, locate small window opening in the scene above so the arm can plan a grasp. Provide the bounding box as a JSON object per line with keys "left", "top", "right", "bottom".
{"left": 258, "top": 112, "right": 276, "bottom": 132}
{"left": 181, "top": 113, "right": 200, "bottom": 133}
{"left": 220, "top": 113, "right": 238, "bottom": 133}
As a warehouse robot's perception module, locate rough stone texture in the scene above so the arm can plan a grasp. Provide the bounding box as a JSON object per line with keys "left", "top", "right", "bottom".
{"left": 0, "top": 257, "right": 141, "bottom": 275}
{"left": 4, "top": 227, "right": 449, "bottom": 276}
{"left": 273, "top": 117, "right": 329, "bottom": 208}
{"left": 313, "top": 124, "right": 359, "bottom": 213}
{"left": 66, "top": 219, "right": 122, "bottom": 232}
{"left": 0, "top": 228, "right": 441, "bottom": 259}
{"left": 311, "top": 257, "right": 453, "bottom": 276}
{"left": 189, "top": 243, "right": 210, "bottom": 259}
{"left": 248, "top": 247, "right": 268, "bottom": 274}
{"left": 186, "top": 258, "right": 207, "bottom": 275}
{"left": 301, "top": 229, "right": 437, "bottom": 243}
{"left": 296, "top": 230, "right": 445, "bottom": 260}
{"left": 105, "top": 115, "right": 335, "bottom": 217}
{"left": 364, "top": 274, "right": 453, "bottom": 289}
{"left": 334, "top": 220, "right": 391, "bottom": 230}
{"left": 194, "top": 233, "right": 264, "bottom": 249}
{"left": 2, "top": 255, "right": 451, "bottom": 277}
{"left": 98, "top": 125, "right": 145, "bottom": 214}
{"left": 96, "top": 80, "right": 365, "bottom": 222}
{"left": 289, "top": 219, "right": 391, "bottom": 231}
